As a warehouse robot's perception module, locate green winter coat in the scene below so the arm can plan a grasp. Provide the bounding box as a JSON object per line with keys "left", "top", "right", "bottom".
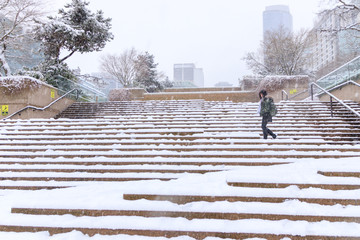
{"left": 260, "top": 97, "right": 277, "bottom": 117}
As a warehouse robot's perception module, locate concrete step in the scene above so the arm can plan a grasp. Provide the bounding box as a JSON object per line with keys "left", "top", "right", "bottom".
{"left": 3, "top": 124, "right": 360, "bottom": 131}
{"left": 1, "top": 145, "right": 359, "bottom": 153}
{"left": 11, "top": 208, "right": 360, "bottom": 223}
{"left": 0, "top": 135, "right": 260, "bottom": 141}
{"left": 1, "top": 133, "right": 358, "bottom": 142}
{"left": 58, "top": 110, "right": 360, "bottom": 117}
{"left": 2, "top": 129, "right": 360, "bottom": 137}
{"left": 3, "top": 118, "right": 360, "bottom": 126}
{"left": 0, "top": 151, "right": 358, "bottom": 159}
{"left": 58, "top": 109, "right": 360, "bottom": 116}
{"left": 0, "top": 167, "right": 220, "bottom": 174}
{"left": 227, "top": 181, "right": 360, "bottom": 190}
{"left": 0, "top": 139, "right": 357, "bottom": 146}
{"left": 0, "top": 159, "right": 290, "bottom": 166}
{"left": 0, "top": 224, "right": 359, "bottom": 239}
{"left": 11, "top": 207, "right": 360, "bottom": 223}
{"left": 2, "top": 121, "right": 360, "bottom": 128}
{"left": 0, "top": 186, "right": 68, "bottom": 190}
{"left": 318, "top": 171, "right": 360, "bottom": 178}
{"left": 123, "top": 193, "right": 360, "bottom": 206}
{"left": 58, "top": 111, "right": 360, "bottom": 117}
{"left": 0, "top": 176, "right": 175, "bottom": 182}
{"left": 59, "top": 104, "right": 360, "bottom": 110}
{"left": 58, "top": 104, "right": 360, "bottom": 110}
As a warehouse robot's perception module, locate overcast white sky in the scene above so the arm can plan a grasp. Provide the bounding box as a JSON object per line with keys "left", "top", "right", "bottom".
{"left": 50, "top": 0, "right": 323, "bottom": 87}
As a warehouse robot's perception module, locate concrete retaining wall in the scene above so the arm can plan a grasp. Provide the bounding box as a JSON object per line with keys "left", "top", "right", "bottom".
{"left": 144, "top": 91, "right": 258, "bottom": 102}
{"left": 259, "top": 76, "right": 310, "bottom": 102}
{"left": 1, "top": 81, "right": 75, "bottom": 120}
{"left": 319, "top": 81, "right": 360, "bottom": 103}
{"left": 164, "top": 87, "right": 242, "bottom": 93}
{"left": 108, "top": 88, "right": 147, "bottom": 101}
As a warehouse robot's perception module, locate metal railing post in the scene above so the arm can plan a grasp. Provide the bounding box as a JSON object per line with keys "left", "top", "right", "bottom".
{"left": 310, "top": 82, "right": 360, "bottom": 119}
{"left": 330, "top": 96, "right": 333, "bottom": 118}
{"left": 310, "top": 84, "right": 314, "bottom": 101}
{"left": 281, "top": 90, "right": 289, "bottom": 101}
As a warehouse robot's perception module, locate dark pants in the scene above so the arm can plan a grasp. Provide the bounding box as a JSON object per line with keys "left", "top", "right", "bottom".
{"left": 261, "top": 114, "right": 275, "bottom": 139}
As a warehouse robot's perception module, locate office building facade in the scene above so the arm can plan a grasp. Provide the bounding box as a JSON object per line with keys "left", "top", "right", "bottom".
{"left": 173, "top": 63, "right": 204, "bottom": 87}
{"left": 309, "top": 9, "right": 360, "bottom": 75}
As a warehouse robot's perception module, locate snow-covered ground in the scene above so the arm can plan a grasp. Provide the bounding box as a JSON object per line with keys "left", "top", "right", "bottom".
{"left": 0, "top": 157, "right": 360, "bottom": 240}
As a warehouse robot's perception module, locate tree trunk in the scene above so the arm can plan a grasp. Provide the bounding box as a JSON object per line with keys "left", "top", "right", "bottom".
{"left": 60, "top": 50, "right": 77, "bottom": 63}
{"left": 0, "top": 43, "right": 11, "bottom": 76}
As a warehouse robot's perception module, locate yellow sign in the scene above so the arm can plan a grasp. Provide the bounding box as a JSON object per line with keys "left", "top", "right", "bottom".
{"left": 290, "top": 89, "right": 298, "bottom": 95}
{"left": 51, "top": 89, "right": 55, "bottom": 99}
{"left": 1, "top": 105, "right": 9, "bottom": 116}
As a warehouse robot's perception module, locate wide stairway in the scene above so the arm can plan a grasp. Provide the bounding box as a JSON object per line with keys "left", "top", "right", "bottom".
{"left": 0, "top": 99, "right": 360, "bottom": 239}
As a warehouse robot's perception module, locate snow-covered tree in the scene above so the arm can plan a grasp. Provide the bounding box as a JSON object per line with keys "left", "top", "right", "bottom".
{"left": 35, "top": 0, "right": 113, "bottom": 63}
{"left": 100, "top": 49, "right": 168, "bottom": 92}
{"left": 244, "top": 26, "right": 312, "bottom": 76}
{"left": 134, "top": 52, "right": 162, "bottom": 93}
{"left": 0, "top": 0, "right": 45, "bottom": 76}
{"left": 158, "top": 75, "right": 174, "bottom": 89}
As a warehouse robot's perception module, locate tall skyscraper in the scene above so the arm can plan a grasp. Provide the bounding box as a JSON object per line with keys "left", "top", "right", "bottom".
{"left": 173, "top": 63, "right": 204, "bottom": 87}
{"left": 263, "top": 5, "right": 293, "bottom": 37}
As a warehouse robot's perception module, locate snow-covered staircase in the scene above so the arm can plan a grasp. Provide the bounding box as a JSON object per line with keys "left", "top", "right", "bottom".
{"left": 0, "top": 100, "right": 360, "bottom": 239}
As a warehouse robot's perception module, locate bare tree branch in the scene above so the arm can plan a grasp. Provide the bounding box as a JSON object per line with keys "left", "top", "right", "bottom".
{"left": 318, "top": 0, "right": 360, "bottom": 34}
{"left": 100, "top": 48, "right": 139, "bottom": 87}
{"left": 243, "top": 26, "right": 311, "bottom": 76}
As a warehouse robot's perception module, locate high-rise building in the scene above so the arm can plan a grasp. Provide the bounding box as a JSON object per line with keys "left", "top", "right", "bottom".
{"left": 309, "top": 9, "right": 360, "bottom": 76}
{"left": 263, "top": 5, "right": 293, "bottom": 37}
{"left": 173, "top": 63, "right": 204, "bottom": 87}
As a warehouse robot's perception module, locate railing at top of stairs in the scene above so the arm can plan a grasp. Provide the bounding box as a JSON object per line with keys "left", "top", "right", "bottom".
{"left": 316, "top": 55, "right": 360, "bottom": 90}
{"left": 281, "top": 89, "right": 308, "bottom": 101}
{"left": 310, "top": 81, "right": 360, "bottom": 118}
{"left": 281, "top": 90, "right": 289, "bottom": 101}
{"left": 2, "top": 89, "right": 80, "bottom": 121}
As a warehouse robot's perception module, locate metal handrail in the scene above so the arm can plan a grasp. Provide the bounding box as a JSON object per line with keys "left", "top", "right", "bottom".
{"left": 289, "top": 89, "right": 308, "bottom": 100}
{"left": 316, "top": 55, "right": 360, "bottom": 86}
{"left": 310, "top": 82, "right": 360, "bottom": 118}
{"left": 326, "top": 80, "right": 360, "bottom": 91}
{"left": 3, "top": 89, "right": 80, "bottom": 120}
{"left": 281, "top": 89, "right": 308, "bottom": 101}
{"left": 55, "top": 75, "right": 107, "bottom": 98}
{"left": 281, "top": 90, "right": 289, "bottom": 101}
